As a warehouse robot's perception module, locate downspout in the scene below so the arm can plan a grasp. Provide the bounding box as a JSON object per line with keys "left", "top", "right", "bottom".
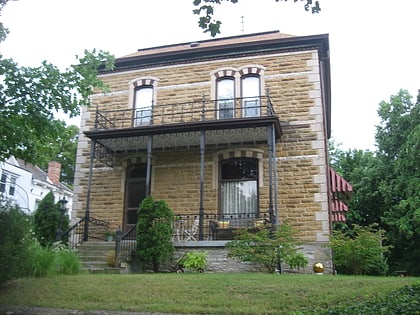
{"left": 267, "top": 124, "right": 275, "bottom": 227}
{"left": 84, "top": 139, "right": 96, "bottom": 241}
{"left": 145, "top": 135, "right": 153, "bottom": 197}
{"left": 199, "top": 129, "right": 205, "bottom": 240}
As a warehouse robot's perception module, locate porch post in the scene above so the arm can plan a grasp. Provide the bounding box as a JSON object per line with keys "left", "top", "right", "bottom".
{"left": 145, "top": 135, "right": 153, "bottom": 197}
{"left": 199, "top": 129, "right": 205, "bottom": 240}
{"left": 267, "top": 124, "right": 276, "bottom": 227}
{"left": 84, "top": 139, "right": 96, "bottom": 241}
{"left": 271, "top": 123, "right": 278, "bottom": 225}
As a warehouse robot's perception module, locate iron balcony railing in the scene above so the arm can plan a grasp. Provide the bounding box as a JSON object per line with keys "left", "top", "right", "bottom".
{"left": 94, "top": 96, "right": 276, "bottom": 130}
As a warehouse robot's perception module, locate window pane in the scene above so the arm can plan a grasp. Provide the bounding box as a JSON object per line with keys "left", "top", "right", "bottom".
{"left": 221, "top": 181, "right": 257, "bottom": 216}
{"left": 220, "top": 159, "right": 258, "bottom": 216}
{"left": 217, "top": 78, "right": 234, "bottom": 119}
{"left": 134, "top": 87, "right": 153, "bottom": 126}
{"left": 221, "top": 159, "right": 257, "bottom": 180}
{"left": 242, "top": 76, "right": 260, "bottom": 117}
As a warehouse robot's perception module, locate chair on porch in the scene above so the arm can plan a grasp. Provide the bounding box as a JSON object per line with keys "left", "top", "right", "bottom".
{"left": 184, "top": 218, "right": 199, "bottom": 241}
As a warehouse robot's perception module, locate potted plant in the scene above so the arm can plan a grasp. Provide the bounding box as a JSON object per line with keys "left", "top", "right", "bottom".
{"left": 104, "top": 230, "right": 115, "bottom": 242}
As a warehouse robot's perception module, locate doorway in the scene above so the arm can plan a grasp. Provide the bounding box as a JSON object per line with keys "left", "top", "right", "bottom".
{"left": 123, "top": 163, "right": 147, "bottom": 233}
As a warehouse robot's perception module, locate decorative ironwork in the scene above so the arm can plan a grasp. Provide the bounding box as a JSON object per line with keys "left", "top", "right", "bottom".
{"left": 95, "top": 142, "right": 114, "bottom": 167}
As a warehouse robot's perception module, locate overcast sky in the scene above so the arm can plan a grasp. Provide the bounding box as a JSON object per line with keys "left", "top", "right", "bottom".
{"left": 1, "top": 0, "right": 419, "bottom": 150}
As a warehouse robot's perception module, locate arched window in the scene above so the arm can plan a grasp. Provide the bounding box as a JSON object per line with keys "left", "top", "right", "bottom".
{"left": 220, "top": 158, "right": 258, "bottom": 216}
{"left": 241, "top": 75, "right": 261, "bottom": 117}
{"left": 134, "top": 86, "right": 153, "bottom": 126}
{"left": 216, "top": 77, "right": 235, "bottom": 119}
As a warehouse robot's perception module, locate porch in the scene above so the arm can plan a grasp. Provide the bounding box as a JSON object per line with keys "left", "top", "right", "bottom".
{"left": 79, "top": 95, "right": 281, "bottom": 246}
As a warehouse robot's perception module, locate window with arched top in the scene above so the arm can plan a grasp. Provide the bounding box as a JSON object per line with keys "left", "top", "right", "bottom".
{"left": 241, "top": 75, "right": 261, "bottom": 117}
{"left": 211, "top": 66, "right": 264, "bottom": 120}
{"left": 134, "top": 86, "right": 153, "bottom": 126}
{"left": 216, "top": 77, "right": 235, "bottom": 119}
{"left": 219, "top": 158, "right": 258, "bottom": 216}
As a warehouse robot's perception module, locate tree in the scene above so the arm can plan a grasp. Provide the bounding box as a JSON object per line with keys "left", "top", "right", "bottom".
{"left": 329, "top": 89, "right": 420, "bottom": 275}
{"left": 0, "top": 0, "right": 114, "bottom": 165}
{"left": 0, "top": 51, "right": 114, "bottom": 165}
{"left": 136, "top": 196, "right": 174, "bottom": 272}
{"left": 376, "top": 89, "right": 420, "bottom": 274}
{"left": 33, "top": 191, "right": 69, "bottom": 247}
{"left": 35, "top": 123, "right": 79, "bottom": 187}
{"left": 226, "top": 222, "right": 300, "bottom": 273}
{"left": 329, "top": 144, "right": 385, "bottom": 231}
{"left": 193, "top": 0, "right": 321, "bottom": 36}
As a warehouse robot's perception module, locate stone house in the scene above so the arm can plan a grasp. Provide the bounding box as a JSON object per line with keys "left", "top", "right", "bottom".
{"left": 73, "top": 31, "right": 351, "bottom": 273}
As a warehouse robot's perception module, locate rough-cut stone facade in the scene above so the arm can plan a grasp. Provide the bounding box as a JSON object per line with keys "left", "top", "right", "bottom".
{"left": 73, "top": 31, "right": 333, "bottom": 273}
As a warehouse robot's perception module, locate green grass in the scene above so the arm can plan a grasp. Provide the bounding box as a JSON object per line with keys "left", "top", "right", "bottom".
{"left": 0, "top": 274, "right": 418, "bottom": 314}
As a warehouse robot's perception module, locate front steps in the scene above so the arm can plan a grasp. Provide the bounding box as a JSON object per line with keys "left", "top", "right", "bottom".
{"left": 76, "top": 241, "right": 124, "bottom": 274}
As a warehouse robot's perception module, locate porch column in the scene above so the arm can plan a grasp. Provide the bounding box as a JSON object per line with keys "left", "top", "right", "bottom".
{"left": 267, "top": 124, "right": 276, "bottom": 227}
{"left": 271, "top": 123, "right": 278, "bottom": 225}
{"left": 145, "top": 135, "right": 153, "bottom": 197}
{"left": 84, "top": 139, "right": 96, "bottom": 241}
{"left": 199, "top": 130, "right": 205, "bottom": 240}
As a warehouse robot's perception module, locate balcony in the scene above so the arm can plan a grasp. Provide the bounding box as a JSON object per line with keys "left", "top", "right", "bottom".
{"left": 85, "top": 96, "right": 282, "bottom": 156}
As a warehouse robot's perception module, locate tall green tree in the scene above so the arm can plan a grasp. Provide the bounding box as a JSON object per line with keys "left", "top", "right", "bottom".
{"left": 329, "top": 144, "right": 385, "bottom": 231}
{"left": 376, "top": 89, "right": 420, "bottom": 274}
{"left": 193, "top": 0, "right": 321, "bottom": 36}
{"left": 0, "top": 0, "right": 114, "bottom": 165}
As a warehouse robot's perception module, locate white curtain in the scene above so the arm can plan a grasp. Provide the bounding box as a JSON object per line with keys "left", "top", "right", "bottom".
{"left": 221, "top": 180, "right": 257, "bottom": 216}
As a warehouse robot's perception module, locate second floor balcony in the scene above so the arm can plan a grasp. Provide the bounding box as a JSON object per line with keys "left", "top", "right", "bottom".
{"left": 85, "top": 96, "right": 282, "bottom": 157}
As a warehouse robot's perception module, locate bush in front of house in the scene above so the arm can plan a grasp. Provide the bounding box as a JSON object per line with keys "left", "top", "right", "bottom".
{"left": 136, "top": 196, "right": 174, "bottom": 272}
{"left": 330, "top": 224, "right": 389, "bottom": 275}
{"left": 0, "top": 202, "right": 33, "bottom": 283}
{"left": 226, "top": 221, "right": 301, "bottom": 273}
{"left": 33, "top": 191, "right": 69, "bottom": 246}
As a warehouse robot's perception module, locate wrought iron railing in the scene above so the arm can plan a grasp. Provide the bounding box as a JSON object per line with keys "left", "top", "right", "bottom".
{"left": 115, "top": 225, "right": 136, "bottom": 265}
{"left": 62, "top": 216, "right": 111, "bottom": 249}
{"left": 93, "top": 96, "right": 276, "bottom": 131}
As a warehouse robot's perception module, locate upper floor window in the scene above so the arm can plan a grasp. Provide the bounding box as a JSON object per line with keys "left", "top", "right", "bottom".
{"left": 217, "top": 78, "right": 235, "bottom": 119}
{"left": 134, "top": 86, "right": 153, "bottom": 126}
{"left": 0, "top": 172, "right": 17, "bottom": 196}
{"left": 241, "top": 76, "right": 261, "bottom": 117}
{"left": 211, "top": 65, "right": 265, "bottom": 120}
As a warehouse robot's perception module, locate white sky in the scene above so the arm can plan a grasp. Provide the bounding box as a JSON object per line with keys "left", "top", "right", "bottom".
{"left": 1, "top": 0, "right": 419, "bottom": 150}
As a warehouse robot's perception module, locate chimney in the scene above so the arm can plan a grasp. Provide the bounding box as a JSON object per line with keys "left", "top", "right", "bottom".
{"left": 47, "top": 161, "right": 61, "bottom": 184}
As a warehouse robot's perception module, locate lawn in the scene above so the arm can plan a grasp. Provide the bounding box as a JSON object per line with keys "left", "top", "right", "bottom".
{"left": 0, "top": 273, "right": 418, "bottom": 314}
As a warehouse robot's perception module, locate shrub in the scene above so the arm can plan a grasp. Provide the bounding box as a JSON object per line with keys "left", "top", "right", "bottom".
{"left": 52, "top": 242, "right": 80, "bottom": 275}
{"left": 285, "top": 252, "right": 308, "bottom": 273}
{"left": 0, "top": 202, "right": 33, "bottom": 283}
{"left": 136, "top": 196, "right": 174, "bottom": 272}
{"left": 330, "top": 224, "right": 389, "bottom": 275}
{"left": 33, "top": 192, "right": 69, "bottom": 246}
{"left": 181, "top": 251, "right": 207, "bottom": 272}
{"left": 227, "top": 222, "right": 301, "bottom": 273}
{"left": 313, "top": 284, "right": 420, "bottom": 315}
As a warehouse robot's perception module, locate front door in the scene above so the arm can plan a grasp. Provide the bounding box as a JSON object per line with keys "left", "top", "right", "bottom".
{"left": 123, "top": 163, "right": 147, "bottom": 233}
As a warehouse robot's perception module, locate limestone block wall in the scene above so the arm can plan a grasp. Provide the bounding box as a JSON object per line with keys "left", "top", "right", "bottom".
{"left": 73, "top": 48, "right": 331, "bottom": 259}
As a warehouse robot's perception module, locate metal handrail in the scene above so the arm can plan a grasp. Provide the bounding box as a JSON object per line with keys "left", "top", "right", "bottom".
{"left": 93, "top": 96, "right": 276, "bottom": 131}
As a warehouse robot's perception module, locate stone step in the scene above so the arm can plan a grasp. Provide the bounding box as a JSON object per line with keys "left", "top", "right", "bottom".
{"left": 77, "top": 241, "right": 121, "bottom": 273}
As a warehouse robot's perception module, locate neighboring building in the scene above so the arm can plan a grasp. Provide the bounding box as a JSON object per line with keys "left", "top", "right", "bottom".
{"left": 73, "top": 31, "right": 350, "bottom": 272}
{"left": 0, "top": 157, "right": 73, "bottom": 215}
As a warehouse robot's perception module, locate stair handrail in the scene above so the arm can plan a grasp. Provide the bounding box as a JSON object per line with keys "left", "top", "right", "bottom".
{"left": 115, "top": 225, "right": 137, "bottom": 265}
{"left": 62, "top": 216, "right": 111, "bottom": 249}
